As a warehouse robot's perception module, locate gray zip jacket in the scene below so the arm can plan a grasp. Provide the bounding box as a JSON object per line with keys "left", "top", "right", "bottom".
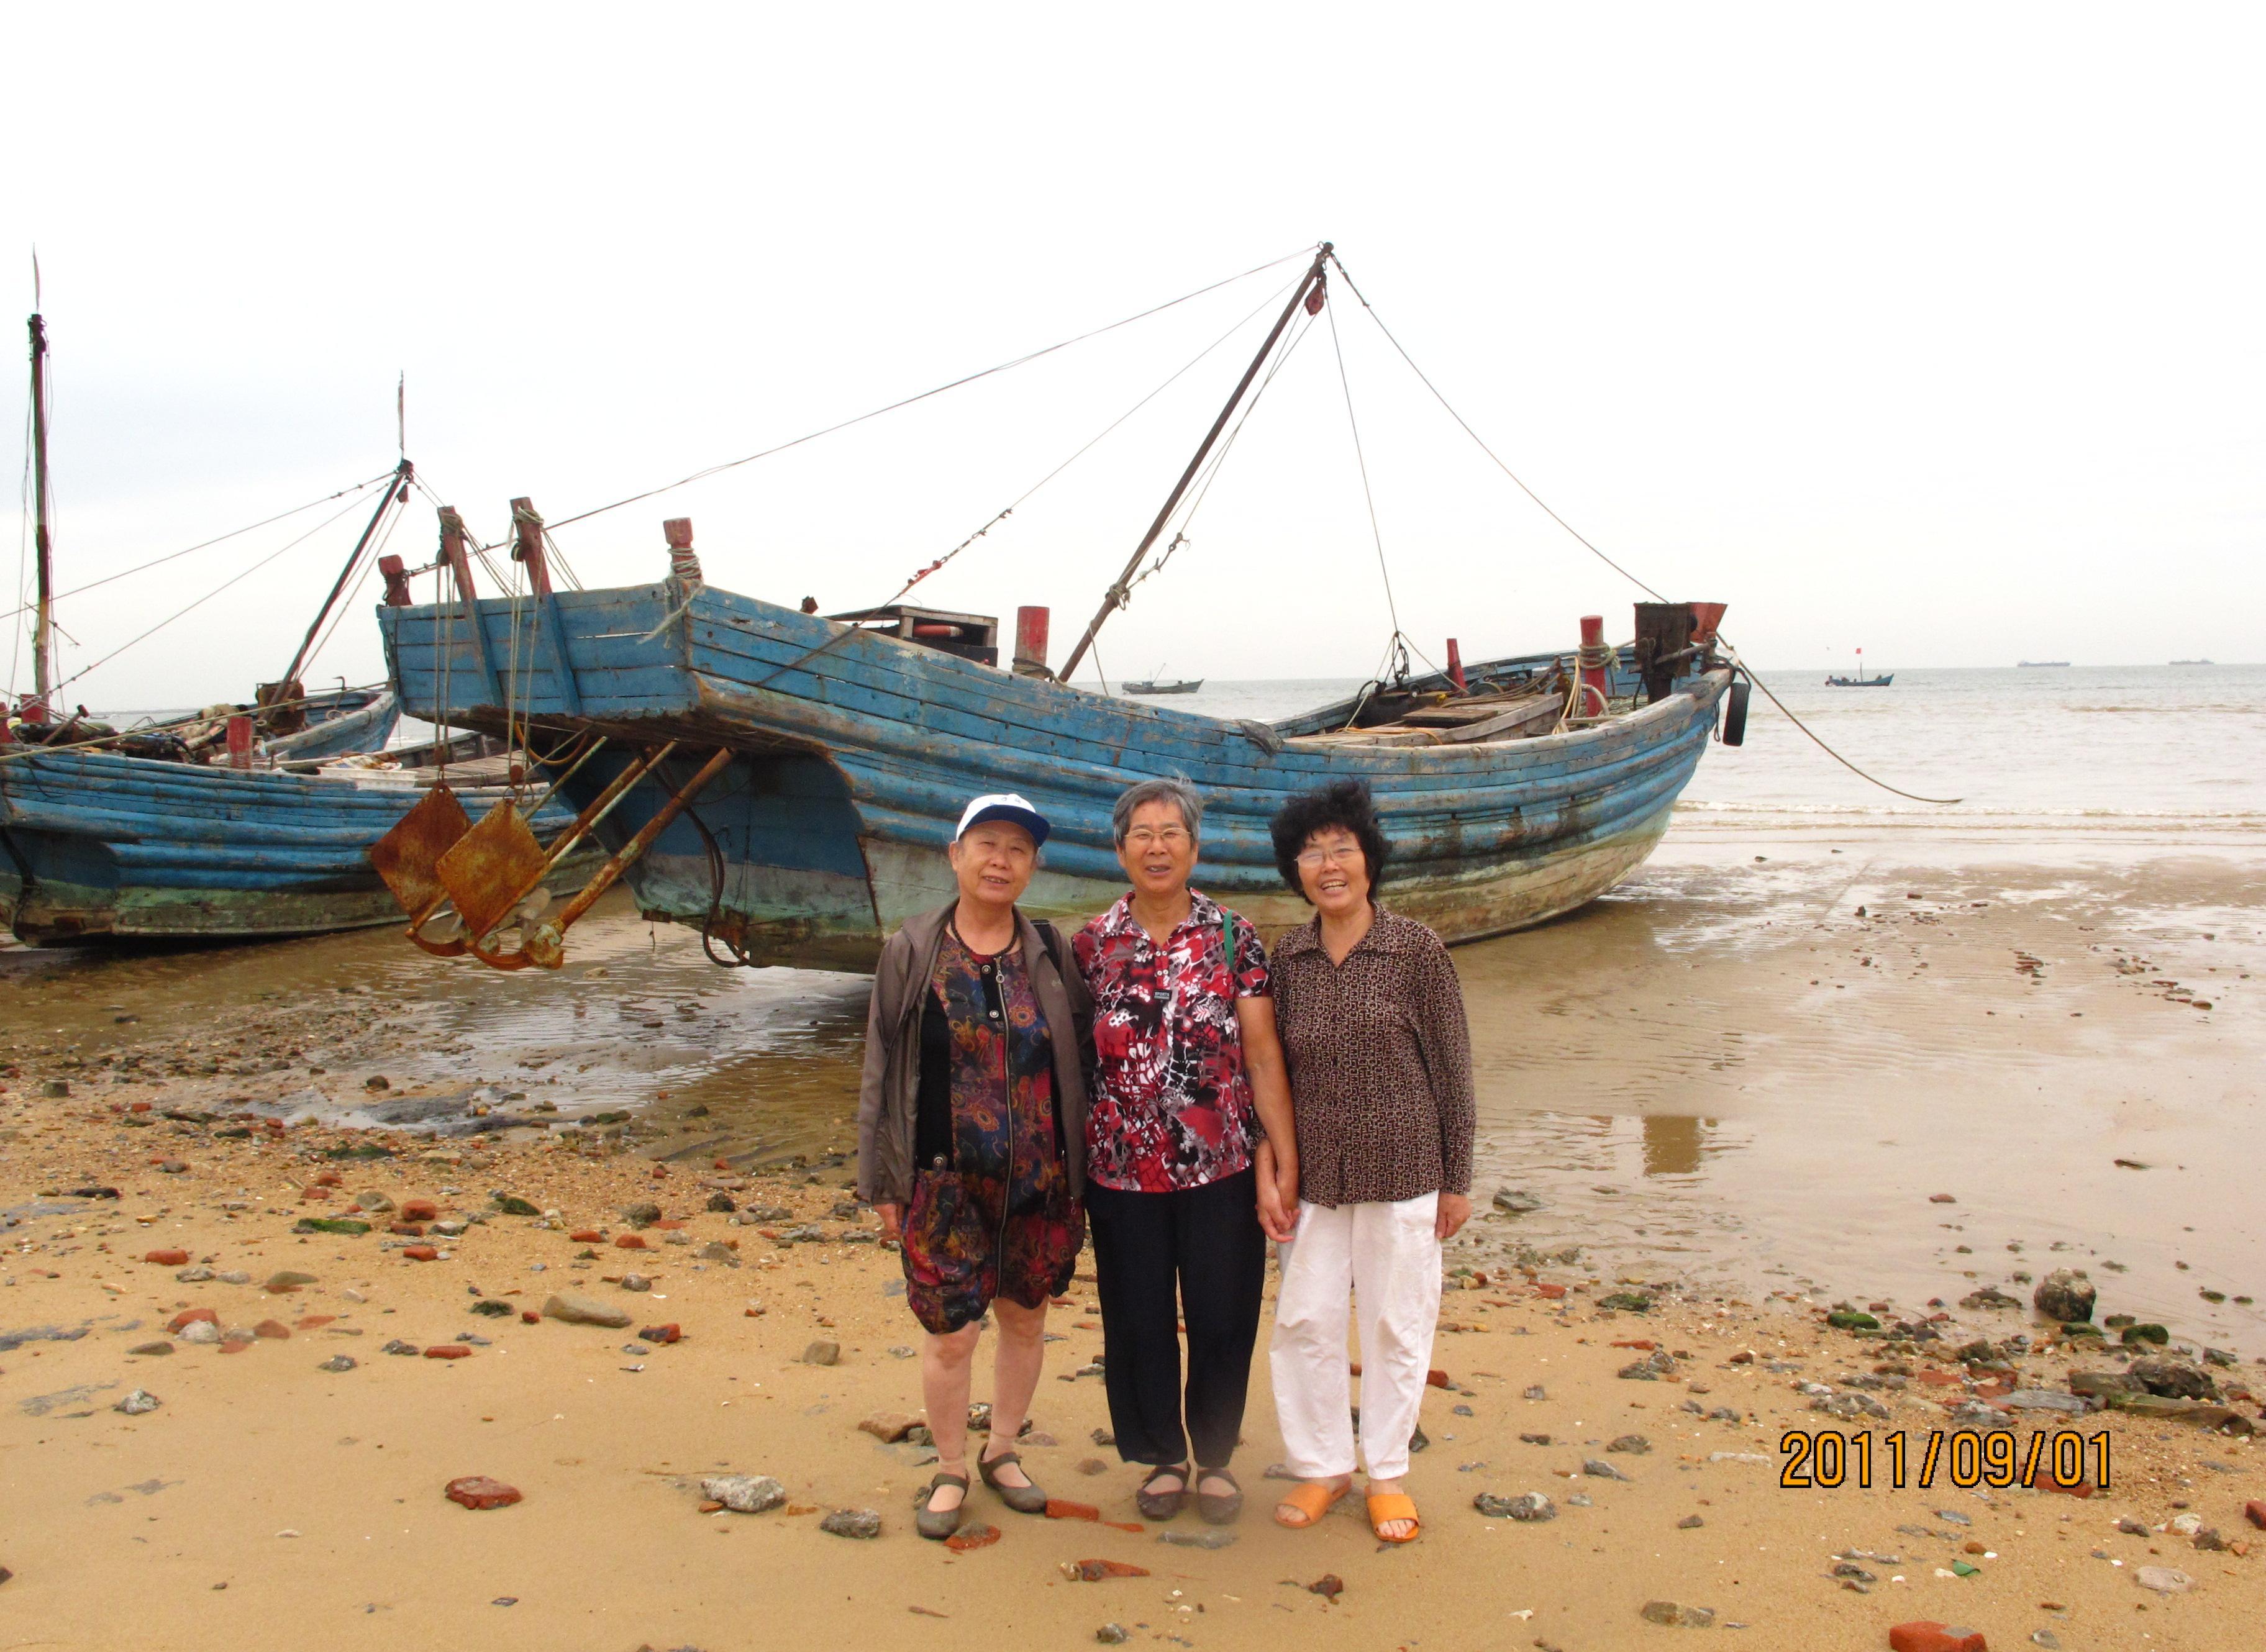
{"left": 855, "top": 902, "right": 1094, "bottom": 1209}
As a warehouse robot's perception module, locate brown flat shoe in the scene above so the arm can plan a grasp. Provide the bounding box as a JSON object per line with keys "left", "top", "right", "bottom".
{"left": 1135, "top": 1463, "right": 1188, "bottom": 1521}
{"left": 1196, "top": 1466, "right": 1243, "bottom": 1525}
{"left": 978, "top": 1447, "right": 1048, "bottom": 1515}
{"left": 916, "top": 1471, "right": 970, "bottom": 1541}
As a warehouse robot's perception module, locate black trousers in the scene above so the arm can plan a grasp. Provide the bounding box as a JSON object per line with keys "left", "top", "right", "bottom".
{"left": 1083, "top": 1166, "right": 1268, "bottom": 1470}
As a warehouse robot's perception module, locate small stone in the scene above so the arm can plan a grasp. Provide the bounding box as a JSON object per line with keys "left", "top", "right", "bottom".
{"left": 1473, "top": 1492, "right": 1555, "bottom": 1521}
{"left": 542, "top": 1292, "right": 632, "bottom": 1328}
{"left": 1076, "top": 1458, "right": 1108, "bottom": 1476}
{"left": 358, "top": 1191, "right": 397, "bottom": 1215}
{"left": 1522, "top": 1384, "right": 1547, "bottom": 1400}
{"left": 174, "top": 1266, "right": 215, "bottom": 1283}
{"left": 253, "top": 1320, "right": 291, "bottom": 1340}
{"left": 2032, "top": 1269, "right": 2096, "bottom": 1322}
{"left": 401, "top": 1246, "right": 440, "bottom": 1263}
{"left": 178, "top": 1321, "right": 222, "bottom": 1346}
{"left": 1888, "top": 1625, "right": 1987, "bottom": 1652}
{"left": 2245, "top": 1500, "right": 2266, "bottom": 1530}
{"left": 263, "top": 1271, "right": 317, "bottom": 1292}
{"left": 143, "top": 1248, "right": 189, "bottom": 1266}
{"left": 820, "top": 1508, "right": 882, "bottom": 1539}
{"left": 1639, "top": 1600, "right": 1714, "bottom": 1628}
{"left": 113, "top": 1389, "right": 161, "bottom": 1415}
{"left": 2134, "top": 1566, "right": 2191, "bottom": 1594}
{"left": 425, "top": 1345, "right": 471, "bottom": 1359}
{"left": 1678, "top": 1514, "right": 1704, "bottom": 1529}
{"left": 702, "top": 1474, "right": 787, "bottom": 1514}
{"left": 618, "top": 1274, "right": 653, "bottom": 1292}
{"left": 127, "top": 1341, "right": 172, "bottom": 1357}
{"left": 2127, "top": 1356, "right": 2218, "bottom": 1400}
{"left": 2119, "top": 1322, "right": 2170, "bottom": 1346}
{"left": 382, "top": 1339, "right": 420, "bottom": 1356}
{"left": 1492, "top": 1188, "right": 1544, "bottom": 1214}
{"left": 859, "top": 1413, "right": 920, "bottom": 1443}
{"left": 319, "top": 1356, "right": 357, "bottom": 1373}
{"left": 622, "top": 1201, "right": 663, "bottom": 1228}
{"left": 1608, "top": 1434, "right": 1651, "bottom": 1454}
{"left": 803, "top": 1340, "right": 841, "bottom": 1366}
{"left": 444, "top": 1476, "right": 522, "bottom": 1510}
{"left": 399, "top": 1199, "right": 439, "bottom": 1223}
{"left": 1308, "top": 1574, "right": 1344, "bottom": 1601}
{"left": 1582, "top": 1458, "right": 1629, "bottom": 1481}
{"left": 1096, "top": 1627, "right": 1129, "bottom": 1646}
{"left": 637, "top": 1323, "right": 682, "bottom": 1345}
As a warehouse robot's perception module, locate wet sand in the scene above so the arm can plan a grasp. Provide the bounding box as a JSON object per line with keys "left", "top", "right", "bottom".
{"left": 2, "top": 833, "right": 2262, "bottom": 1648}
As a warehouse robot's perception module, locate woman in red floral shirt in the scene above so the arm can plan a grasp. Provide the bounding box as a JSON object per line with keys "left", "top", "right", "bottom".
{"left": 1073, "top": 778, "right": 1298, "bottom": 1525}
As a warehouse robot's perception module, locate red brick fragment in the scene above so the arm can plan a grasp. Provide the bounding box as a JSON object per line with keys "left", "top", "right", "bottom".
{"left": 1888, "top": 1624, "right": 1986, "bottom": 1652}
{"left": 1609, "top": 1340, "right": 1657, "bottom": 1351}
{"left": 425, "top": 1345, "right": 471, "bottom": 1360}
{"left": 714, "top": 1158, "right": 732, "bottom": 1171}
{"left": 444, "top": 1475, "right": 521, "bottom": 1510}
{"left": 1063, "top": 1558, "right": 1148, "bottom": 1581}
{"left": 653, "top": 1219, "right": 687, "bottom": 1231}
{"left": 1425, "top": 1368, "right": 1452, "bottom": 1388}
{"left": 218, "top": 1339, "right": 250, "bottom": 1355}
{"left": 945, "top": 1523, "right": 1001, "bottom": 1551}
{"left": 401, "top": 1245, "right": 440, "bottom": 1261}
{"left": 638, "top": 1323, "right": 682, "bottom": 1345}
{"left": 143, "top": 1249, "right": 189, "bottom": 1266}
{"left": 614, "top": 1233, "right": 648, "bottom": 1250}
{"left": 1045, "top": 1499, "right": 1101, "bottom": 1522}
{"left": 296, "top": 1315, "right": 336, "bottom": 1331}
{"left": 2245, "top": 1499, "right": 2266, "bottom": 1530}
{"left": 314, "top": 1171, "right": 341, "bottom": 1187}
{"left": 253, "top": 1320, "right": 291, "bottom": 1340}
{"left": 401, "top": 1199, "right": 439, "bottom": 1223}
{"left": 130, "top": 1101, "right": 152, "bottom": 1114}
{"left": 389, "top": 1222, "right": 426, "bottom": 1237}
{"left": 521, "top": 1310, "right": 541, "bottom": 1324}
{"left": 167, "top": 1308, "right": 217, "bottom": 1333}
{"left": 568, "top": 1229, "right": 604, "bottom": 1244}
{"left": 1536, "top": 1283, "right": 1567, "bottom": 1300}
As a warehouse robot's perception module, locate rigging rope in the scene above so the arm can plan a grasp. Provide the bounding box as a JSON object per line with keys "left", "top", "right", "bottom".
{"left": 1322, "top": 283, "right": 1404, "bottom": 644}
{"left": 0, "top": 471, "right": 396, "bottom": 627}
{"left": 1325, "top": 252, "right": 1961, "bottom": 806}
{"left": 543, "top": 245, "right": 1321, "bottom": 533}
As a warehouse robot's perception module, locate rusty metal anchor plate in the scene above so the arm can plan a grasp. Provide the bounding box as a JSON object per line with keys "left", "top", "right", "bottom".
{"left": 366, "top": 783, "right": 473, "bottom": 915}
{"left": 435, "top": 797, "right": 547, "bottom": 942}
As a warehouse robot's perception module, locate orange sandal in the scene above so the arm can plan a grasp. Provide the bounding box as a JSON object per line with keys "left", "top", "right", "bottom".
{"left": 1366, "top": 1491, "right": 1421, "bottom": 1543}
{"left": 1273, "top": 1478, "right": 1351, "bottom": 1528}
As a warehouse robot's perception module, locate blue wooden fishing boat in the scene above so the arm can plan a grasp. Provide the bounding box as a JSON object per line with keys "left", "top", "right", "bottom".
{"left": 0, "top": 747, "right": 589, "bottom": 943}
{"left": 376, "top": 574, "right": 1736, "bottom": 971}
{"left": 367, "top": 245, "right": 1747, "bottom": 971}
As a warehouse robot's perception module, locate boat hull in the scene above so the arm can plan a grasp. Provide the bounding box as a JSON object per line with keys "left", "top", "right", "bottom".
{"left": 0, "top": 749, "right": 583, "bottom": 943}
{"left": 380, "top": 581, "right": 1729, "bottom": 971}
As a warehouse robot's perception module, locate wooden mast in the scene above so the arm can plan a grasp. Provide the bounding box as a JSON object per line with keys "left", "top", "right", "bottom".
{"left": 1056, "top": 242, "right": 1331, "bottom": 683}
{"left": 275, "top": 456, "right": 414, "bottom": 697}
{"left": 27, "top": 310, "right": 55, "bottom": 719}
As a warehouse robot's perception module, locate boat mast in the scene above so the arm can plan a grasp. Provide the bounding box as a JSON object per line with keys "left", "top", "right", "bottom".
{"left": 1056, "top": 242, "right": 1331, "bottom": 683}
{"left": 27, "top": 309, "right": 55, "bottom": 718}
{"left": 276, "top": 455, "right": 414, "bottom": 695}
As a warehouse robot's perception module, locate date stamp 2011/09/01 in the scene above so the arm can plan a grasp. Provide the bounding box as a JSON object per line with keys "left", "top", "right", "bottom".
{"left": 1780, "top": 1428, "right": 2109, "bottom": 1492}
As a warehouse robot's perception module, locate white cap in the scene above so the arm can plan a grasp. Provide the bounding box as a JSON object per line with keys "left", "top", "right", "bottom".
{"left": 955, "top": 792, "right": 1050, "bottom": 847}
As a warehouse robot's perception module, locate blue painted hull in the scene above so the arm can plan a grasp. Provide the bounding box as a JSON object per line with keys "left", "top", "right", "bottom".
{"left": 379, "top": 580, "right": 1728, "bottom": 970}
{"left": 268, "top": 689, "right": 403, "bottom": 761}
{"left": 0, "top": 750, "right": 583, "bottom": 943}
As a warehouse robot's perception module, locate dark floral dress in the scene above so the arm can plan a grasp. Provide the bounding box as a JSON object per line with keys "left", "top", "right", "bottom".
{"left": 1072, "top": 890, "right": 1270, "bottom": 1192}
{"left": 901, "top": 927, "right": 1083, "bottom": 1334}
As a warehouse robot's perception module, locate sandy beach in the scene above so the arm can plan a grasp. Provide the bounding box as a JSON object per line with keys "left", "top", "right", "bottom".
{"left": 4, "top": 830, "right": 2262, "bottom": 1651}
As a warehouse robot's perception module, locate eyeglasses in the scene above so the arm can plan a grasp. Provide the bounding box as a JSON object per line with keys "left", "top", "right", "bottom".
{"left": 1295, "top": 843, "right": 1364, "bottom": 869}
{"left": 1124, "top": 827, "right": 1191, "bottom": 848}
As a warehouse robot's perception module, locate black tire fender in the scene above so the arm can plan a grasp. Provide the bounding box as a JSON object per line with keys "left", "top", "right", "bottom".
{"left": 1721, "top": 680, "right": 1750, "bottom": 747}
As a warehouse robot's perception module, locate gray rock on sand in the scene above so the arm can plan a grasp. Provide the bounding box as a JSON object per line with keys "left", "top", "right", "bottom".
{"left": 1639, "top": 1601, "right": 1716, "bottom": 1627}
{"left": 621, "top": 1201, "right": 663, "bottom": 1229}
{"left": 820, "top": 1508, "right": 882, "bottom": 1539}
{"left": 175, "top": 1266, "right": 215, "bottom": 1284}
{"left": 358, "top": 1191, "right": 397, "bottom": 1215}
{"left": 2127, "top": 1356, "right": 2218, "bottom": 1400}
{"left": 177, "top": 1321, "right": 222, "bottom": 1346}
{"left": 2032, "top": 1268, "right": 2096, "bottom": 1322}
{"left": 1473, "top": 1492, "right": 1555, "bottom": 1521}
{"left": 319, "top": 1356, "right": 358, "bottom": 1373}
{"left": 544, "top": 1292, "right": 632, "bottom": 1328}
{"left": 2134, "top": 1566, "right": 2193, "bottom": 1594}
{"left": 1096, "top": 1628, "right": 1131, "bottom": 1646}
{"left": 803, "top": 1340, "right": 842, "bottom": 1366}
{"left": 127, "top": 1341, "right": 173, "bottom": 1358}
{"left": 1608, "top": 1434, "right": 1651, "bottom": 1455}
{"left": 1582, "top": 1458, "right": 1629, "bottom": 1481}
{"left": 113, "top": 1389, "right": 161, "bottom": 1415}
{"left": 703, "top": 1474, "right": 786, "bottom": 1514}
{"left": 1491, "top": 1188, "right": 1544, "bottom": 1215}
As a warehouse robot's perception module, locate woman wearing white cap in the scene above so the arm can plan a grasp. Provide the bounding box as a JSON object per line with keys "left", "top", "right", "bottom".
{"left": 857, "top": 792, "right": 1094, "bottom": 1540}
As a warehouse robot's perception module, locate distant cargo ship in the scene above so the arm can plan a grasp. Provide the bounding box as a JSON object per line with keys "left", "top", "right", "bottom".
{"left": 2018, "top": 660, "right": 2070, "bottom": 668}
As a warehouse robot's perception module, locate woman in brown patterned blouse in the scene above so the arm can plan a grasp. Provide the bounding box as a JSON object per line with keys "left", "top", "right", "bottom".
{"left": 1260, "top": 779, "right": 1474, "bottom": 1544}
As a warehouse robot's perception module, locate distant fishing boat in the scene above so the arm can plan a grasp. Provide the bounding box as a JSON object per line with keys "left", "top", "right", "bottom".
{"left": 1122, "top": 677, "right": 1202, "bottom": 696}
{"left": 1824, "top": 647, "right": 1891, "bottom": 688}
{"left": 372, "top": 246, "right": 1750, "bottom": 974}
{"left": 2018, "top": 660, "right": 2071, "bottom": 668}
{"left": 2169, "top": 658, "right": 2213, "bottom": 666}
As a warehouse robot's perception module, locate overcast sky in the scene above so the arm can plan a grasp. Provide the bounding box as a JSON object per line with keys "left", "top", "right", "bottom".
{"left": 5, "top": 4, "right": 2261, "bottom": 711}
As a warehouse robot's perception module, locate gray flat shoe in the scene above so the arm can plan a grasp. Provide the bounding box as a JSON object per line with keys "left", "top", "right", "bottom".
{"left": 978, "top": 1448, "right": 1049, "bottom": 1515}
{"left": 915, "top": 1471, "right": 970, "bottom": 1540}
{"left": 1196, "top": 1465, "right": 1243, "bottom": 1525}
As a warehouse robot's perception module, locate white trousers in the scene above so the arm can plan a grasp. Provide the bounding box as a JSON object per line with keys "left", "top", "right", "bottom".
{"left": 1268, "top": 1191, "right": 1442, "bottom": 1482}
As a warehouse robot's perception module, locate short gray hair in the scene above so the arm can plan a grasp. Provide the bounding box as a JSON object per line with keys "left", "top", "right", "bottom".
{"left": 1111, "top": 778, "right": 1204, "bottom": 846}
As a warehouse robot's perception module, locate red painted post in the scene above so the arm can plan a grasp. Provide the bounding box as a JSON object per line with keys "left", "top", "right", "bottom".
{"left": 509, "top": 498, "right": 552, "bottom": 596}
{"left": 1013, "top": 606, "right": 1051, "bottom": 676}
{"left": 1445, "top": 638, "right": 1467, "bottom": 695}
{"left": 378, "top": 554, "right": 413, "bottom": 607}
{"left": 225, "top": 713, "right": 255, "bottom": 769}
{"left": 663, "top": 518, "right": 702, "bottom": 584}
{"left": 1577, "top": 615, "right": 1611, "bottom": 715}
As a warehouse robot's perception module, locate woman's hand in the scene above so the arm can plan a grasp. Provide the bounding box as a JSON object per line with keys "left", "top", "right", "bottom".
{"left": 876, "top": 1202, "right": 904, "bottom": 1244}
{"left": 1254, "top": 1140, "right": 1299, "bottom": 1243}
{"left": 1434, "top": 1192, "right": 1470, "bottom": 1241}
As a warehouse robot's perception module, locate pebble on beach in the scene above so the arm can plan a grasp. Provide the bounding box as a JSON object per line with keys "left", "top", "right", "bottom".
{"left": 542, "top": 1292, "right": 632, "bottom": 1328}
{"left": 701, "top": 1474, "right": 786, "bottom": 1514}
{"left": 819, "top": 1509, "right": 882, "bottom": 1539}
{"left": 444, "top": 1476, "right": 523, "bottom": 1511}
